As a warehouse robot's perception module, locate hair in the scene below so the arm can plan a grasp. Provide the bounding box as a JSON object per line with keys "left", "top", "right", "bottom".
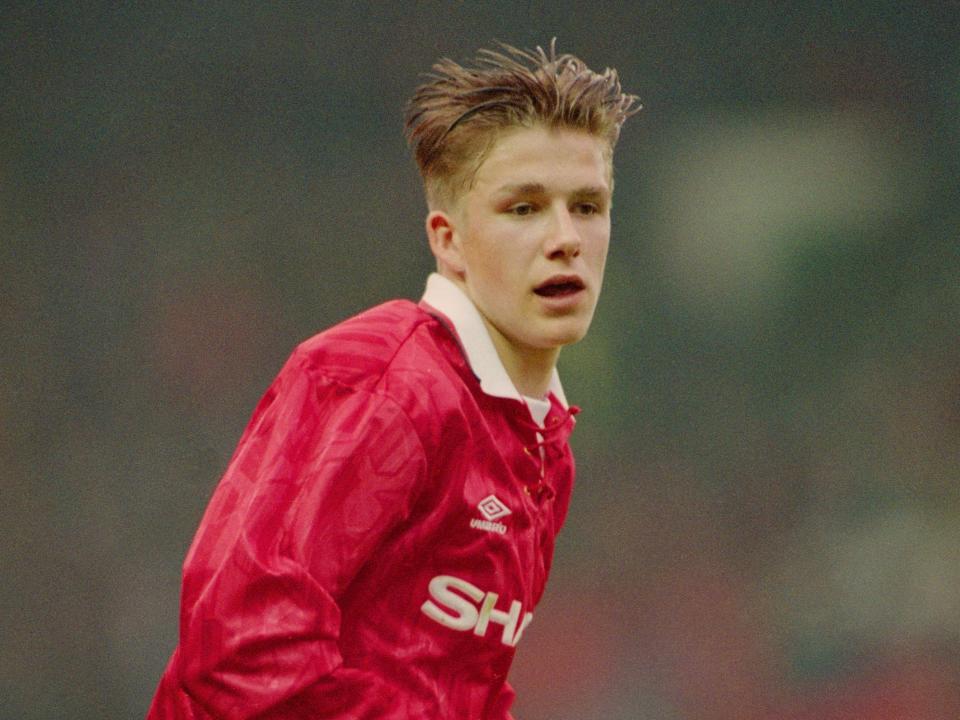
{"left": 405, "top": 39, "right": 640, "bottom": 209}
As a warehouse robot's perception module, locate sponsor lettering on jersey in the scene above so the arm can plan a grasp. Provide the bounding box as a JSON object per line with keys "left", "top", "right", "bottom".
{"left": 421, "top": 574, "right": 533, "bottom": 647}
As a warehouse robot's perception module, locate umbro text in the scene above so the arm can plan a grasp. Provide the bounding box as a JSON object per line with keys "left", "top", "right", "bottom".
{"left": 469, "top": 518, "right": 507, "bottom": 535}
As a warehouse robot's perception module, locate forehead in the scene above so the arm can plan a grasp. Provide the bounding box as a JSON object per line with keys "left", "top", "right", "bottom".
{"left": 470, "top": 125, "right": 611, "bottom": 195}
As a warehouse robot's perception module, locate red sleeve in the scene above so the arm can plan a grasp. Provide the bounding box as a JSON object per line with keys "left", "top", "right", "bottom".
{"left": 174, "top": 351, "right": 427, "bottom": 719}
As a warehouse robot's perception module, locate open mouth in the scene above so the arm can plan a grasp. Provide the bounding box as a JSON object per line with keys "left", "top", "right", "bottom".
{"left": 534, "top": 277, "right": 585, "bottom": 297}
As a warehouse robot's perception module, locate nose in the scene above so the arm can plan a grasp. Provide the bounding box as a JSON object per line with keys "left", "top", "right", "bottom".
{"left": 545, "top": 206, "right": 581, "bottom": 259}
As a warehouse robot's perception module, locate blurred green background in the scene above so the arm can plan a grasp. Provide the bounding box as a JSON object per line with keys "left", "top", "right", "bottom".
{"left": 2, "top": 2, "right": 958, "bottom": 718}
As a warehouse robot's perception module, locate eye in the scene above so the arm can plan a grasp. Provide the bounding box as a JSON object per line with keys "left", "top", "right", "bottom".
{"left": 509, "top": 203, "right": 536, "bottom": 216}
{"left": 573, "top": 202, "right": 601, "bottom": 215}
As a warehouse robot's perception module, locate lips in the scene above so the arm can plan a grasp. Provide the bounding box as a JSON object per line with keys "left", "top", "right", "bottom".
{"left": 534, "top": 275, "right": 585, "bottom": 297}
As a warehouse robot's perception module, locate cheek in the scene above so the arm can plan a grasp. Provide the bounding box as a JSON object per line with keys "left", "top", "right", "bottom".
{"left": 467, "top": 229, "right": 524, "bottom": 279}
{"left": 587, "top": 231, "right": 611, "bottom": 269}
{"left": 463, "top": 242, "right": 514, "bottom": 298}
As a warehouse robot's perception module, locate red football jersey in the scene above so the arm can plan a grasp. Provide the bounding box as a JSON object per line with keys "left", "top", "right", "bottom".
{"left": 148, "top": 275, "right": 578, "bottom": 719}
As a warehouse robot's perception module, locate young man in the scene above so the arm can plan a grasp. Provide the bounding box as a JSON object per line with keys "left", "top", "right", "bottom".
{"left": 148, "top": 41, "right": 638, "bottom": 719}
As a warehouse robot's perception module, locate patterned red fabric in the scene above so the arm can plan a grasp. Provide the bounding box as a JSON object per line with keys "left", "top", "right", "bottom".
{"left": 147, "top": 299, "right": 577, "bottom": 719}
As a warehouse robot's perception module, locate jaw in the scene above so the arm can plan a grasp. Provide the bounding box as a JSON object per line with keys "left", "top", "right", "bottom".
{"left": 522, "top": 296, "right": 597, "bottom": 349}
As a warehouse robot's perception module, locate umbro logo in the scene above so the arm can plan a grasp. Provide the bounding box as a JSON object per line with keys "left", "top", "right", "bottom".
{"left": 478, "top": 495, "right": 511, "bottom": 521}
{"left": 471, "top": 495, "right": 511, "bottom": 535}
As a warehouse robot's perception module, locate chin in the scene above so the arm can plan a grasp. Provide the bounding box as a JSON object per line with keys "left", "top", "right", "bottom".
{"left": 539, "top": 325, "right": 589, "bottom": 349}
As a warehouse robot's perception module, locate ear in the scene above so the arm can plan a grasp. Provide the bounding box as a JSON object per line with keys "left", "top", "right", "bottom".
{"left": 425, "top": 210, "right": 466, "bottom": 276}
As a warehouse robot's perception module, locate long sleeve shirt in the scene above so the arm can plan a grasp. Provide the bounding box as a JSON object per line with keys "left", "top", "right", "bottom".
{"left": 147, "top": 274, "right": 578, "bottom": 719}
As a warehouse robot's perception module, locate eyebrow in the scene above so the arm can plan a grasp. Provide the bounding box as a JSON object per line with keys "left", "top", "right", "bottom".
{"left": 497, "top": 183, "right": 609, "bottom": 199}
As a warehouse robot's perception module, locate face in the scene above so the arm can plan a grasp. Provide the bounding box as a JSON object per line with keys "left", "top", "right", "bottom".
{"left": 430, "top": 125, "right": 612, "bottom": 367}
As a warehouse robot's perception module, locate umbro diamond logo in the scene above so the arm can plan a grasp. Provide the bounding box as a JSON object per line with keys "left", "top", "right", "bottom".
{"left": 470, "top": 495, "right": 511, "bottom": 535}
{"left": 478, "top": 495, "right": 511, "bottom": 521}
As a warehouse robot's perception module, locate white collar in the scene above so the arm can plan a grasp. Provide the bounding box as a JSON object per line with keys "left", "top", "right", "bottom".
{"left": 421, "top": 273, "right": 569, "bottom": 408}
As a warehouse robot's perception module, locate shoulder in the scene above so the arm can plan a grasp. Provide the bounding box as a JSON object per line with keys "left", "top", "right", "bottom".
{"left": 291, "top": 300, "right": 437, "bottom": 384}
{"left": 297, "top": 299, "right": 425, "bottom": 361}
{"left": 284, "top": 299, "right": 469, "bottom": 408}
{"left": 279, "top": 299, "right": 472, "bottom": 451}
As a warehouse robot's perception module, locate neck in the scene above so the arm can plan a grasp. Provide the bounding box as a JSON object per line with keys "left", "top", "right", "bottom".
{"left": 480, "top": 316, "right": 559, "bottom": 399}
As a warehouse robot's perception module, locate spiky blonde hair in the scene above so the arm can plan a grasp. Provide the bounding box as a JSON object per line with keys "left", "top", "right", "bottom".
{"left": 405, "top": 39, "right": 640, "bottom": 209}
